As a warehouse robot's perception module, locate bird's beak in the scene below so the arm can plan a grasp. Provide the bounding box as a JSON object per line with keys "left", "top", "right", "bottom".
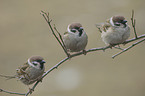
{"left": 41, "top": 60, "right": 46, "bottom": 64}
{"left": 122, "top": 20, "right": 127, "bottom": 24}
{"left": 79, "top": 27, "right": 83, "bottom": 30}
{"left": 78, "top": 27, "right": 83, "bottom": 32}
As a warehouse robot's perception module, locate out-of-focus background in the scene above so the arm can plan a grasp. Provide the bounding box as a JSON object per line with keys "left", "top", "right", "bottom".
{"left": 0, "top": 0, "right": 145, "bottom": 96}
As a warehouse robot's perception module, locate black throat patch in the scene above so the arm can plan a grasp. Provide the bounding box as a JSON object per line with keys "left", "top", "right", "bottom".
{"left": 78, "top": 30, "right": 83, "bottom": 37}
{"left": 40, "top": 63, "right": 44, "bottom": 69}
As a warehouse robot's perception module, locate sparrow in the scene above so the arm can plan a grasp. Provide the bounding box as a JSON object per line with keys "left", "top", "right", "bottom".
{"left": 96, "top": 15, "right": 130, "bottom": 46}
{"left": 63, "top": 22, "right": 88, "bottom": 54}
{"left": 0, "top": 56, "right": 46, "bottom": 85}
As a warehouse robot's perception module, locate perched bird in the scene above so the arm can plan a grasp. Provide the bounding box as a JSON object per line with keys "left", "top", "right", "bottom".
{"left": 0, "top": 56, "right": 46, "bottom": 85}
{"left": 96, "top": 15, "right": 130, "bottom": 45}
{"left": 63, "top": 22, "right": 88, "bottom": 53}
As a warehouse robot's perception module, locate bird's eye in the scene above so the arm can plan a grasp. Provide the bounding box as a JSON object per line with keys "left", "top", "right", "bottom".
{"left": 33, "top": 63, "right": 37, "bottom": 66}
{"left": 115, "top": 24, "right": 120, "bottom": 26}
{"left": 71, "top": 29, "right": 76, "bottom": 33}
{"left": 32, "top": 61, "right": 38, "bottom": 66}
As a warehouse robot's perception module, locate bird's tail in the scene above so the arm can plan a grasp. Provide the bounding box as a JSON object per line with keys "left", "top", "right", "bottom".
{"left": 0, "top": 74, "right": 16, "bottom": 80}
{"left": 95, "top": 23, "right": 104, "bottom": 33}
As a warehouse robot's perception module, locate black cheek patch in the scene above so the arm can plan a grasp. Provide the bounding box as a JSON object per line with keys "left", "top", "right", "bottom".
{"left": 71, "top": 29, "right": 76, "bottom": 33}
{"left": 33, "top": 63, "right": 37, "bottom": 66}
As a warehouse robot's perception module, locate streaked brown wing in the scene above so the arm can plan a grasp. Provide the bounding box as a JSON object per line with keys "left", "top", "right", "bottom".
{"left": 16, "top": 63, "right": 29, "bottom": 75}
{"left": 102, "top": 23, "right": 111, "bottom": 32}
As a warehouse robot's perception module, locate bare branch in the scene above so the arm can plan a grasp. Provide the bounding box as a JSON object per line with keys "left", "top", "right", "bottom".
{"left": 112, "top": 38, "right": 145, "bottom": 59}
{"left": 1, "top": 10, "right": 145, "bottom": 96}
{"left": 41, "top": 11, "right": 70, "bottom": 57}
{"left": 2, "top": 33, "right": 145, "bottom": 95}
{"left": 0, "top": 74, "right": 16, "bottom": 80}
{"left": 0, "top": 89, "right": 25, "bottom": 95}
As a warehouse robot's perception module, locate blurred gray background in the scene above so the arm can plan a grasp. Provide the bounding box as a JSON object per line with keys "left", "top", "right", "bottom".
{"left": 0, "top": 0, "right": 145, "bottom": 96}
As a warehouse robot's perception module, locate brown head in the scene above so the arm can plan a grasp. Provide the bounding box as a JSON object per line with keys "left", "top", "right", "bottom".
{"left": 112, "top": 15, "right": 127, "bottom": 27}
{"left": 28, "top": 56, "right": 46, "bottom": 69}
{"left": 68, "top": 22, "right": 84, "bottom": 36}
{"left": 69, "top": 23, "right": 82, "bottom": 30}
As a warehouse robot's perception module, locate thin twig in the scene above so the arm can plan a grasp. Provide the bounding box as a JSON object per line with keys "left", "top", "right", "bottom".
{"left": 131, "top": 10, "right": 138, "bottom": 38}
{"left": 112, "top": 38, "right": 145, "bottom": 59}
{"left": 41, "top": 11, "right": 69, "bottom": 57}
{"left": 0, "top": 89, "right": 25, "bottom": 95}
{"left": 0, "top": 74, "right": 16, "bottom": 80}
{"left": 53, "top": 24, "right": 68, "bottom": 55}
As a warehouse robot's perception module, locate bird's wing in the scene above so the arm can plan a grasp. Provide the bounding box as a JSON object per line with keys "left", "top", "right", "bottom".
{"left": 16, "top": 63, "right": 29, "bottom": 75}
{"left": 95, "top": 23, "right": 104, "bottom": 28}
{"left": 20, "top": 63, "right": 29, "bottom": 71}
{"left": 96, "top": 22, "right": 111, "bottom": 33}
{"left": 95, "top": 23, "right": 103, "bottom": 33}
{"left": 102, "top": 23, "right": 111, "bottom": 32}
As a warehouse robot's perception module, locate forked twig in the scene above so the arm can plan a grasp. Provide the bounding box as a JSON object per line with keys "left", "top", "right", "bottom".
{"left": 131, "top": 10, "right": 138, "bottom": 39}
{"left": 111, "top": 10, "right": 144, "bottom": 58}
{"left": 40, "top": 11, "right": 70, "bottom": 57}
{"left": 112, "top": 38, "right": 145, "bottom": 58}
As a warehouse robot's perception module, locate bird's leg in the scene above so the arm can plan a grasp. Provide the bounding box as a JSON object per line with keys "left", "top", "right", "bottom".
{"left": 37, "top": 76, "right": 43, "bottom": 82}
{"left": 109, "top": 44, "right": 114, "bottom": 49}
{"left": 27, "top": 85, "right": 34, "bottom": 94}
{"left": 82, "top": 50, "right": 87, "bottom": 55}
{"left": 66, "top": 50, "right": 72, "bottom": 59}
{"left": 19, "top": 69, "right": 31, "bottom": 80}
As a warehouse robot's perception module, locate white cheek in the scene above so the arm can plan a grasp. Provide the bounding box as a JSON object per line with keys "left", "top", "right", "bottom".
{"left": 28, "top": 59, "right": 40, "bottom": 69}
{"left": 67, "top": 28, "right": 77, "bottom": 35}
{"left": 28, "top": 59, "right": 35, "bottom": 67}
{"left": 67, "top": 25, "right": 77, "bottom": 34}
